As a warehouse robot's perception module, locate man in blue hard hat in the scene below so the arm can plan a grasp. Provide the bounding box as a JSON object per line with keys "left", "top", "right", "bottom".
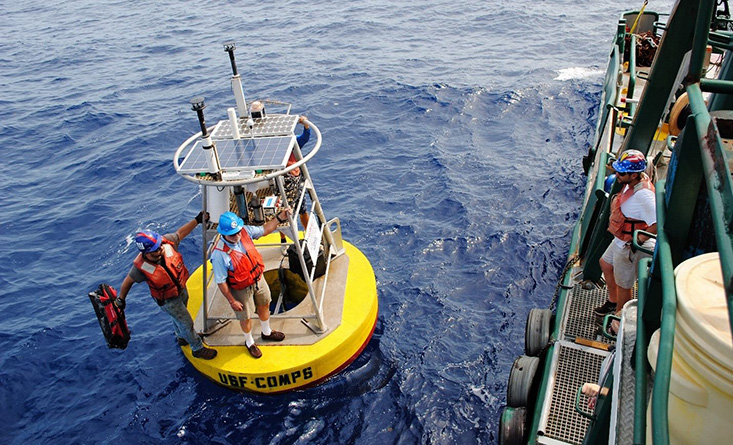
{"left": 116, "top": 212, "right": 217, "bottom": 360}
{"left": 211, "top": 209, "right": 291, "bottom": 358}
{"left": 595, "top": 150, "right": 657, "bottom": 321}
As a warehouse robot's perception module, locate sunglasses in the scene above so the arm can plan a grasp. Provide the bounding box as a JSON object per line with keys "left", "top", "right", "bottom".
{"left": 616, "top": 171, "right": 630, "bottom": 177}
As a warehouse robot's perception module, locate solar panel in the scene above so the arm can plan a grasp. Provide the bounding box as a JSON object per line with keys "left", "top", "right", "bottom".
{"left": 178, "top": 135, "right": 294, "bottom": 174}
{"left": 211, "top": 114, "right": 299, "bottom": 139}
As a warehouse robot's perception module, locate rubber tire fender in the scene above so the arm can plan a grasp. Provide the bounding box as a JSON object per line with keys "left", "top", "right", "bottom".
{"left": 524, "top": 308, "right": 553, "bottom": 356}
{"left": 499, "top": 406, "right": 527, "bottom": 445}
{"left": 507, "top": 355, "right": 540, "bottom": 408}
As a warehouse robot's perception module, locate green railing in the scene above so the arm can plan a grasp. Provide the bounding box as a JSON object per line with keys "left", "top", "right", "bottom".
{"left": 708, "top": 31, "right": 733, "bottom": 51}
{"left": 617, "top": 19, "right": 627, "bottom": 55}
{"left": 578, "top": 152, "right": 610, "bottom": 259}
{"left": 591, "top": 45, "right": 621, "bottom": 160}
{"left": 627, "top": 30, "right": 638, "bottom": 118}
{"left": 649, "top": 180, "right": 678, "bottom": 445}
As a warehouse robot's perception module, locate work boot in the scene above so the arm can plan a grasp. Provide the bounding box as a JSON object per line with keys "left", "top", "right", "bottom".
{"left": 192, "top": 346, "right": 217, "bottom": 360}
{"left": 593, "top": 300, "right": 616, "bottom": 317}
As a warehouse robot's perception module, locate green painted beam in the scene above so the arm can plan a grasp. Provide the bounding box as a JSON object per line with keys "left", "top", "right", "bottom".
{"left": 650, "top": 179, "right": 677, "bottom": 445}
{"left": 688, "top": 82, "right": 733, "bottom": 335}
{"left": 622, "top": 0, "right": 699, "bottom": 157}
{"left": 700, "top": 78, "right": 733, "bottom": 94}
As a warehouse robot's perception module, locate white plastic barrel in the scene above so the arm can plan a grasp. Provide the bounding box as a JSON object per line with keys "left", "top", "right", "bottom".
{"left": 647, "top": 252, "right": 733, "bottom": 444}
{"left": 205, "top": 185, "right": 230, "bottom": 223}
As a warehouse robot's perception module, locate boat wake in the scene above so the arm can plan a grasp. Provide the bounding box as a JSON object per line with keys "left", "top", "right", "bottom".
{"left": 555, "top": 67, "right": 605, "bottom": 81}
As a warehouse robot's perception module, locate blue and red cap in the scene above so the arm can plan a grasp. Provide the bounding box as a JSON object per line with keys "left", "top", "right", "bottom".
{"left": 134, "top": 230, "right": 162, "bottom": 253}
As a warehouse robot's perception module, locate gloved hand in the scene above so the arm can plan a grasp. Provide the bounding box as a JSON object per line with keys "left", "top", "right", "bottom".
{"left": 195, "top": 211, "right": 210, "bottom": 224}
{"left": 114, "top": 298, "right": 126, "bottom": 310}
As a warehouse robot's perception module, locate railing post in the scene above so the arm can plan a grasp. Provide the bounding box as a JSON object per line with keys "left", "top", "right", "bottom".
{"left": 201, "top": 185, "right": 210, "bottom": 333}
{"left": 647, "top": 180, "right": 677, "bottom": 445}
{"left": 634, "top": 256, "right": 653, "bottom": 444}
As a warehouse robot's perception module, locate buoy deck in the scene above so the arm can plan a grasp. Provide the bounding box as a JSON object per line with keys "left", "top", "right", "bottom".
{"left": 181, "top": 235, "right": 378, "bottom": 393}
{"left": 193, "top": 243, "right": 349, "bottom": 347}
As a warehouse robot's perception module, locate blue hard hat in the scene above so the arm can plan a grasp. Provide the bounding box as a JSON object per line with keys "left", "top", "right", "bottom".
{"left": 604, "top": 174, "right": 616, "bottom": 193}
{"left": 135, "top": 230, "right": 162, "bottom": 253}
{"left": 218, "top": 211, "right": 244, "bottom": 236}
{"left": 612, "top": 150, "right": 647, "bottom": 173}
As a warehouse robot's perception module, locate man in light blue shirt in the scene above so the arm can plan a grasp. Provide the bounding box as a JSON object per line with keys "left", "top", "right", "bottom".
{"left": 210, "top": 210, "right": 290, "bottom": 358}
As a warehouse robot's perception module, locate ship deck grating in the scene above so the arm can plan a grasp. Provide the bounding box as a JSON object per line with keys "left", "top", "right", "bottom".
{"left": 540, "top": 342, "right": 609, "bottom": 444}
{"left": 560, "top": 284, "right": 622, "bottom": 346}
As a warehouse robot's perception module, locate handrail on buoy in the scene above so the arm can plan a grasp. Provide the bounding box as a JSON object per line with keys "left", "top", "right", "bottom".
{"left": 173, "top": 119, "right": 322, "bottom": 186}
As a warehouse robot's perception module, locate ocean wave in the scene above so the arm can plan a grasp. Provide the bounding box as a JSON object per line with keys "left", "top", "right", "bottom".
{"left": 555, "top": 66, "right": 605, "bottom": 81}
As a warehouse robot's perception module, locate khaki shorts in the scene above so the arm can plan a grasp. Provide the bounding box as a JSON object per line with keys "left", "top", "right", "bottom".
{"left": 601, "top": 240, "right": 654, "bottom": 289}
{"left": 230, "top": 275, "right": 271, "bottom": 320}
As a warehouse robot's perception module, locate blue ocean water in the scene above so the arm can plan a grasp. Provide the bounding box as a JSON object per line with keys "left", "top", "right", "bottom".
{"left": 0, "top": 0, "right": 674, "bottom": 443}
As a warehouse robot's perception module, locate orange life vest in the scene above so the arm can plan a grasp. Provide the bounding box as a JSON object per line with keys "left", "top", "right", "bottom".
{"left": 133, "top": 239, "right": 190, "bottom": 301}
{"left": 608, "top": 176, "right": 655, "bottom": 242}
{"left": 214, "top": 233, "right": 264, "bottom": 290}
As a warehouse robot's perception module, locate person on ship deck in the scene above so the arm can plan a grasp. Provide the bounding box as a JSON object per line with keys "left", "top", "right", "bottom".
{"left": 594, "top": 150, "right": 657, "bottom": 322}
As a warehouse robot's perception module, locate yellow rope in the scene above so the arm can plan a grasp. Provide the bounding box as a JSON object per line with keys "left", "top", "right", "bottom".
{"left": 629, "top": 0, "right": 649, "bottom": 35}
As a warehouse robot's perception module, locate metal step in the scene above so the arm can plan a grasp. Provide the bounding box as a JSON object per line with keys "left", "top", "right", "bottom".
{"left": 560, "top": 284, "right": 617, "bottom": 347}
{"left": 537, "top": 341, "right": 611, "bottom": 445}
